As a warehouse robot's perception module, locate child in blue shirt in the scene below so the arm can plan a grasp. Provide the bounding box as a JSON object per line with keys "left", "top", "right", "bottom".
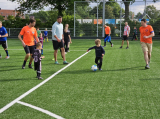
{"left": 43, "top": 28, "right": 48, "bottom": 42}
{"left": 87, "top": 39, "right": 105, "bottom": 70}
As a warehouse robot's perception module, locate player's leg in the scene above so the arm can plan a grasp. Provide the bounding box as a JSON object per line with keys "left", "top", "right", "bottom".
{"left": 2, "top": 41, "right": 9, "bottom": 59}
{"left": 95, "top": 57, "right": 99, "bottom": 67}
{"left": 22, "top": 46, "right": 30, "bottom": 69}
{"left": 41, "top": 45, "right": 43, "bottom": 55}
{"left": 99, "top": 57, "right": 103, "bottom": 70}
{"left": 68, "top": 41, "right": 70, "bottom": 52}
{"left": 147, "top": 43, "right": 152, "bottom": 65}
{"left": 37, "top": 62, "right": 43, "bottom": 79}
{"left": 44, "top": 36, "right": 46, "bottom": 42}
{"left": 28, "top": 46, "right": 35, "bottom": 69}
{"left": 103, "top": 34, "right": 107, "bottom": 47}
{"left": 47, "top": 36, "right": 49, "bottom": 42}
{"left": 126, "top": 39, "right": 129, "bottom": 49}
{"left": 141, "top": 42, "right": 149, "bottom": 69}
{"left": 65, "top": 41, "right": 69, "bottom": 53}
{"left": 52, "top": 40, "right": 59, "bottom": 64}
{"left": 60, "top": 40, "right": 68, "bottom": 64}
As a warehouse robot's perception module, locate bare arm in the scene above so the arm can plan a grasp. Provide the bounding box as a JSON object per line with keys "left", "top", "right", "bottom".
{"left": 18, "top": 34, "right": 26, "bottom": 47}
{"left": 35, "top": 36, "right": 39, "bottom": 42}
{"left": 0, "top": 33, "right": 8, "bottom": 37}
{"left": 144, "top": 32, "right": 155, "bottom": 39}
{"left": 68, "top": 35, "right": 72, "bottom": 43}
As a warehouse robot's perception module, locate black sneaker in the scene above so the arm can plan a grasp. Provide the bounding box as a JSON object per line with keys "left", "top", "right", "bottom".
{"left": 145, "top": 64, "right": 150, "bottom": 69}
{"left": 38, "top": 77, "right": 43, "bottom": 80}
{"left": 22, "top": 65, "right": 25, "bottom": 69}
{"left": 28, "top": 65, "right": 33, "bottom": 69}
{"left": 126, "top": 46, "right": 129, "bottom": 49}
{"left": 119, "top": 46, "right": 122, "bottom": 49}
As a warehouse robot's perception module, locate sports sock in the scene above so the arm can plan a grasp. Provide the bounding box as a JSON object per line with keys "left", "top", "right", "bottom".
{"left": 109, "top": 41, "right": 112, "bottom": 45}
{"left": 23, "top": 60, "right": 26, "bottom": 66}
{"left": 104, "top": 42, "right": 106, "bottom": 46}
{"left": 29, "top": 62, "right": 32, "bottom": 66}
{"left": 5, "top": 50, "right": 9, "bottom": 56}
{"left": 41, "top": 49, "right": 43, "bottom": 54}
{"left": 47, "top": 38, "right": 48, "bottom": 41}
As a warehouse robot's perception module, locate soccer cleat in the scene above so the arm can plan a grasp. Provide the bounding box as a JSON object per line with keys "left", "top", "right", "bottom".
{"left": 28, "top": 65, "right": 33, "bottom": 69}
{"left": 38, "top": 77, "right": 43, "bottom": 80}
{"left": 145, "top": 64, "right": 150, "bottom": 69}
{"left": 22, "top": 65, "right": 25, "bottom": 69}
{"left": 119, "top": 46, "right": 122, "bottom": 49}
{"left": 126, "top": 46, "right": 129, "bottom": 49}
{"left": 99, "top": 68, "right": 102, "bottom": 71}
{"left": 111, "top": 44, "right": 113, "bottom": 47}
{"left": 55, "top": 61, "right": 59, "bottom": 64}
{"left": 63, "top": 61, "right": 69, "bottom": 64}
{"left": 5, "top": 56, "right": 10, "bottom": 59}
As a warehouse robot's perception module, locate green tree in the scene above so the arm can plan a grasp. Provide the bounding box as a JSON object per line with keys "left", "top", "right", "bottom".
{"left": 145, "top": 5, "right": 159, "bottom": 19}
{"left": 0, "top": 15, "right": 4, "bottom": 21}
{"left": 135, "top": 12, "right": 143, "bottom": 19}
{"left": 9, "top": 0, "right": 86, "bottom": 16}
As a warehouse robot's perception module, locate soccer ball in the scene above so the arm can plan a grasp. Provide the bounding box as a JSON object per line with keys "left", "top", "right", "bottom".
{"left": 91, "top": 65, "right": 97, "bottom": 71}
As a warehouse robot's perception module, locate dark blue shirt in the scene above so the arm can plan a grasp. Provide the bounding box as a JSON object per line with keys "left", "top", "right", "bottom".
{"left": 0, "top": 26, "right": 7, "bottom": 41}
{"left": 44, "top": 31, "right": 48, "bottom": 36}
{"left": 88, "top": 45, "right": 105, "bottom": 57}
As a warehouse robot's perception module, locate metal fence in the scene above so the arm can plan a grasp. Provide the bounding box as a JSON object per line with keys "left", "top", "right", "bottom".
{"left": 74, "top": 0, "right": 160, "bottom": 38}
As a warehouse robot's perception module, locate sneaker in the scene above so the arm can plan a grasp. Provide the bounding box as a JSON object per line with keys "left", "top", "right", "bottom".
{"left": 55, "top": 61, "right": 59, "bottom": 64}
{"left": 52, "top": 58, "right": 55, "bottom": 61}
{"left": 111, "top": 44, "right": 113, "bottom": 47}
{"left": 38, "top": 77, "right": 43, "bottom": 80}
{"left": 119, "top": 46, "right": 122, "bottom": 49}
{"left": 5, "top": 56, "right": 10, "bottom": 59}
{"left": 99, "top": 68, "right": 102, "bottom": 71}
{"left": 126, "top": 46, "right": 129, "bottom": 49}
{"left": 63, "top": 61, "right": 69, "bottom": 64}
{"left": 28, "top": 65, "right": 33, "bottom": 69}
{"left": 22, "top": 65, "right": 25, "bottom": 69}
{"left": 145, "top": 64, "right": 150, "bottom": 69}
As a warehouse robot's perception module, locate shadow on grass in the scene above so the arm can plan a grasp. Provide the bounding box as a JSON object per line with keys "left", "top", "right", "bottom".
{"left": 0, "top": 78, "right": 37, "bottom": 82}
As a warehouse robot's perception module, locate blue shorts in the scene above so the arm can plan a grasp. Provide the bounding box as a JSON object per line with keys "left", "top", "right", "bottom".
{"left": 104, "top": 35, "right": 111, "bottom": 42}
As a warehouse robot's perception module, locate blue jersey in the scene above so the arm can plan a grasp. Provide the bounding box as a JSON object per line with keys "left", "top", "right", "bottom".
{"left": 44, "top": 31, "right": 48, "bottom": 36}
{"left": 0, "top": 26, "right": 7, "bottom": 41}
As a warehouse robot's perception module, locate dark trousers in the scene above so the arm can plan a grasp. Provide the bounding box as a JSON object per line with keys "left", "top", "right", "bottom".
{"left": 132, "top": 34, "right": 137, "bottom": 40}
{"left": 95, "top": 57, "right": 103, "bottom": 69}
{"left": 64, "top": 40, "right": 69, "bottom": 52}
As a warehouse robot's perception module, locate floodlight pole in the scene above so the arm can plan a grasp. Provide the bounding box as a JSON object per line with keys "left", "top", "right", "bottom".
{"left": 74, "top": 1, "right": 75, "bottom": 37}
{"left": 102, "top": 0, "right": 105, "bottom": 37}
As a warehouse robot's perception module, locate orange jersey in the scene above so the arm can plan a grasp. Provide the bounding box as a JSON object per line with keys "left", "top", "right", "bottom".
{"left": 105, "top": 26, "right": 110, "bottom": 34}
{"left": 139, "top": 25, "right": 154, "bottom": 44}
{"left": 20, "top": 26, "right": 37, "bottom": 46}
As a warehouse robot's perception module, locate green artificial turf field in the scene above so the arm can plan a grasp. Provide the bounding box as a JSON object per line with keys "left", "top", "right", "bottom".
{"left": 0, "top": 39, "right": 160, "bottom": 119}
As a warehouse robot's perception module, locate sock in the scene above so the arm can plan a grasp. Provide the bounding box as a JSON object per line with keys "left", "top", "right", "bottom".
{"left": 23, "top": 60, "right": 26, "bottom": 66}
{"left": 5, "top": 50, "right": 9, "bottom": 56}
{"left": 109, "top": 41, "right": 112, "bottom": 45}
{"left": 37, "top": 71, "right": 41, "bottom": 78}
{"left": 41, "top": 49, "right": 43, "bottom": 54}
{"left": 104, "top": 42, "right": 106, "bottom": 46}
{"left": 47, "top": 38, "right": 48, "bottom": 41}
{"left": 29, "top": 62, "right": 32, "bottom": 66}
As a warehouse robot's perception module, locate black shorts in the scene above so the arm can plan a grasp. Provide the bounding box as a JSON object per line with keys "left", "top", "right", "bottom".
{"left": 24, "top": 45, "right": 35, "bottom": 54}
{"left": 0, "top": 41, "right": 8, "bottom": 49}
{"left": 34, "top": 62, "right": 41, "bottom": 72}
{"left": 122, "top": 35, "right": 128, "bottom": 41}
{"left": 44, "top": 36, "right": 48, "bottom": 38}
{"left": 52, "top": 40, "right": 64, "bottom": 50}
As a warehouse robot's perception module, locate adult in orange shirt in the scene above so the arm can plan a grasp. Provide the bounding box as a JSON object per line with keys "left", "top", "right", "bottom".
{"left": 18, "top": 19, "right": 39, "bottom": 69}
{"left": 103, "top": 25, "right": 113, "bottom": 47}
{"left": 139, "top": 19, "right": 155, "bottom": 69}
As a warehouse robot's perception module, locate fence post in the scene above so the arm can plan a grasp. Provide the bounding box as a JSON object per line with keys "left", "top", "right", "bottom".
{"left": 9, "top": 28, "right": 10, "bottom": 36}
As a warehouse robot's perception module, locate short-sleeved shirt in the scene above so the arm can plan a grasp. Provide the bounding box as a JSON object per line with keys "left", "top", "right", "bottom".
{"left": 139, "top": 25, "right": 154, "bottom": 44}
{"left": 52, "top": 21, "right": 63, "bottom": 41}
{"left": 37, "top": 30, "right": 41, "bottom": 37}
{"left": 105, "top": 26, "right": 110, "bottom": 35}
{"left": 0, "top": 26, "right": 8, "bottom": 41}
{"left": 20, "top": 26, "right": 37, "bottom": 46}
{"left": 123, "top": 25, "right": 130, "bottom": 35}
{"left": 44, "top": 31, "right": 48, "bottom": 36}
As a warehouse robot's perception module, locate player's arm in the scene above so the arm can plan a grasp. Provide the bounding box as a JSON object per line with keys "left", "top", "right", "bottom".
{"left": 101, "top": 47, "right": 105, "bottom": 57}
{"left": 18, "top": 34, "right": 26, "bottom": 47}
{"left": 87, "top": 46, "right": 95, "bottom": 52}
{"left": 35, "top": 37, "right": 39, "bottom": 42}
{"left": 145, "top": 32, "right": 155, "bottom": 38}
{"left": 0, "top": 33, "right": 8, "bottom": 37}
{"left": 68, "top": 35, "right": 72, "bottom": 43}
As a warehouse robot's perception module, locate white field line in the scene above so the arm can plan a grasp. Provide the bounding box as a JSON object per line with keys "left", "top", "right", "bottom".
{"left": 17, "top": 101, "right": 64, "bottom": 119}
{"left": 0, "top": 49, "right": 86, "bottom": 51}
{"left": 0, "top": 51, "right": 90, "bottom": 114}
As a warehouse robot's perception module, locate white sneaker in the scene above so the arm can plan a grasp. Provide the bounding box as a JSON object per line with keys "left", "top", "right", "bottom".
{"left": 5, "top": 56, "right": 10, "bottom": 59}
{"left": 68, "top": 50, "right": 70, "bottom": 52}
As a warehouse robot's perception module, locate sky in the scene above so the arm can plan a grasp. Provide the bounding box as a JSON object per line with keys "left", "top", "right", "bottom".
{"left": 0, "top": 0, "right": 160, "bottom": 15}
